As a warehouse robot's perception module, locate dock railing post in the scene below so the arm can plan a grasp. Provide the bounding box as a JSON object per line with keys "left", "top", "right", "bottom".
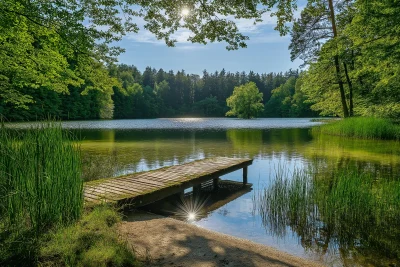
{"left": 243, "top": 166, "right": 248, "bottom": 185}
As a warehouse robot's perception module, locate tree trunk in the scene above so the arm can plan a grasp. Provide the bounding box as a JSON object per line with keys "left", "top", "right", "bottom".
{"left": 343, "top": 63, "right": 353, "bottom": 116}
{"left": 328, "top": 0, "right": 349, "bottom": 118}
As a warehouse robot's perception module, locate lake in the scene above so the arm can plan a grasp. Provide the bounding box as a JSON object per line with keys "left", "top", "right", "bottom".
{"left": 7, "top": 118, "right": 400, "bottom": 266}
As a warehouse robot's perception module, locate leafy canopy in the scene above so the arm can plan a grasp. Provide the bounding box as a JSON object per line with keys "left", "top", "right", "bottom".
{"left": 0, "top": 0, "right": 281, "bottom": 110}
{"left": 226, "top": 82, "right": 264, "bottom": 119}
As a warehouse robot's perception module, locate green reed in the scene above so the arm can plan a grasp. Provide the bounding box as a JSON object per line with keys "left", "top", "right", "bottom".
{"left": 314, "top": 117, "right": 400, "bottom": 140}
{"left": 256, "top": 163, "right": 400, "bottom": 262}
{"left": 0, "top": 122, "right": 83, "bottom": 235}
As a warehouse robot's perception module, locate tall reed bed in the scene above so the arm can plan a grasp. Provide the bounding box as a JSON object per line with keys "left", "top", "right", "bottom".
{"left": 255, "top": 164, "right": 400, "bottom": 262}
{"left": 0, "top": 122, "right": 83, "bottom": 235}
{"left": 314, "top": 117, "right": 400, "bottom": 140}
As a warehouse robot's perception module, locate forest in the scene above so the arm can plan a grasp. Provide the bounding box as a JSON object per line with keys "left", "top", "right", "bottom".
{"left": 0, "top": 66, "right": 316, "bottom": 120}
{"left": 1, "top": 0, "right": 399, "bottom": 121}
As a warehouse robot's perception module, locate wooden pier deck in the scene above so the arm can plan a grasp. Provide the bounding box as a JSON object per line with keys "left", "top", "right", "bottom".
{"left": 84, "top": 157, "right": 253, "bottom": 207}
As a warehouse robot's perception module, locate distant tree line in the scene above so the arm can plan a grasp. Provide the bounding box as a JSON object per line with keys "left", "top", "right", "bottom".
{"left": 0, "top": 66, "right": 317, "bottom": 121}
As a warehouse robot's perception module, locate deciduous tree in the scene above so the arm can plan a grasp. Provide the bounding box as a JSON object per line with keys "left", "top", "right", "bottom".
{"left": 226, "top": 82, "right": 264, "bottom": 119}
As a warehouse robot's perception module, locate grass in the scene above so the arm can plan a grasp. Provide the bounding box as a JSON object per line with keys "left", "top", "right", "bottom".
{"left": 255, "top": 163, "right": 400, "bottom": 263}
{"left": 0, "top": 122, "right": 138, "bottom": 266}
{"left": 0, "top": 122, "right": 83, "bottom": 235}
{"left": 39, "top": 205, "right": 139, "bottom": 267}
{"left": 313, "top": 117, "right": 400, "bottom": 140}
{"left": 82, "top": 151, "right": 124, "bottom": 182}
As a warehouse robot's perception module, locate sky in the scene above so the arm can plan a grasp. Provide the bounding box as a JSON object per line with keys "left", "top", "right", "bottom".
{"left": 115, "top": 9, "right": 303, "bottom": 75}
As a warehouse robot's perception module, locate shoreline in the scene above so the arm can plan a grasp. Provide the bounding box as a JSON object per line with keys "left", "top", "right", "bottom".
{"left": 119, "top": 211, "right": 325, "bottom": 267}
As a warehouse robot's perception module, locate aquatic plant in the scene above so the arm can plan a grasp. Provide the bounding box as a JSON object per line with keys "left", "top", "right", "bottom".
{"left": 0, "top": 122, "right": 83, "bottom": 236}
{"left": 313, "top": 117, "right": 400, "bottom": 140}
{"left": 255, "top": 163, "right": 400, "bottom": 264}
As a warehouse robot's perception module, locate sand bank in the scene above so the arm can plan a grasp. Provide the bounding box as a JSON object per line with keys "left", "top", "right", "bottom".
{"left": 119, "top": 212, "right": 324, "bottom": 267}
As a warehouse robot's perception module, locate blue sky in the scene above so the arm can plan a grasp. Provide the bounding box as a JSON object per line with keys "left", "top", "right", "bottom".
{"left": 116, "top": 9, "right": 303, "bottom": 75}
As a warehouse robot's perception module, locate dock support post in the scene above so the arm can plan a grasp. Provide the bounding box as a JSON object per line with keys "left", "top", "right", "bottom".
{"left": 243, "top": 166, "right": 248, "bottom": 185}
{"left": 173, "top": 190, "right": 184, "bottom": 202}
{"left": 193, "top": 184, "right": 201, "bottom": 197}
{"left": 213, "top": 177, "right": 219, "bottom": 191}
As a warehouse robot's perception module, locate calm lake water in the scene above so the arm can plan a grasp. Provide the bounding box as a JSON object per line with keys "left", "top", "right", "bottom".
{"left": 8, "top": 118, "right": 400, "bottom": 266}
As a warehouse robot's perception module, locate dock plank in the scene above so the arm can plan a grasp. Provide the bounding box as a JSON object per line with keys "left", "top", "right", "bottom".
{"left": 84, "top": 157, "right": 252, "bottom": 207}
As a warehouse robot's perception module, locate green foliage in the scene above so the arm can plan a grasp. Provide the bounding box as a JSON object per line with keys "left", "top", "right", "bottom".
{"left": 0, "top": 123, "right": 83, "bottom": 235}
{"left": 108, "top": 66, "right": 300, "bottom": 119}
{"left": 256, "top": 163, "right": 400, "bottom": 264}
{"left": 39, "top": 205, "right": 138, "bottom": 267}
{"left": 264, "top": 75, "right": 315, "bottom": 117}
{"left": 344, "top": 0, "right": 400, "bottom": 119}
{"left": 272, "top": 0, "right": 400, "bottom": 119}
{"left": 314, "top": 117, "right": 400, "bottom": 140}
{"left": 193, "top": 96, "right": 222, "bottom": 117}
{"left": 0, "top": 0, "right": 281, "bottom": 111}
{"left": 0, "top": 122, "right": 84, "bottom": 265}
{"left": 299, "top": 62, "right": 346, "bottom": 117}
{"left": 0, "top": 1, "right": 80, "bottom": 108}
{"left": 2, "top": 65, "right": 308, "bottom": 120}
{"left": 226, "top": 82, "right": 264, "bottom": 119}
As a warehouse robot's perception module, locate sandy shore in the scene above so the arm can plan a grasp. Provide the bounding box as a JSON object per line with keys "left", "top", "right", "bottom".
{"left": 119, "top": 211, "right": 325, "bottom": 267}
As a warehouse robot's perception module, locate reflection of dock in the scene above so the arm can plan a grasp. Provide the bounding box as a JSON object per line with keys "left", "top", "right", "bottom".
{"left": 140, "top": 179, "right": 252, "bottom": 220}
{"left": 201, "top": 180, "right": 252, "bottom": 215}
{"left": 84, "top": 157, "right": 253, "bottom": 206}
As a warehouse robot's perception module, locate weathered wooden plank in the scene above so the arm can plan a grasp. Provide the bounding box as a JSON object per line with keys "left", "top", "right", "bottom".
{"left": 129, "top": 177, "right": 166, "bottom": 187}
{"left": 85, "top": 187, "right": 126, "bottom": 201}
{"left": 107, "top": 178, "right": 156, "bottom": 189}
{"left": 145, "top": 171, "right": 184, "bottom": 180}
{"left": 84, "top": 192, "right": 101, "bottom": 201}
{"left": 95, "top": 183, "right": 143, "bottom": 195}
{"left": 107, "top": 179, "right": 156, "bottom": 190}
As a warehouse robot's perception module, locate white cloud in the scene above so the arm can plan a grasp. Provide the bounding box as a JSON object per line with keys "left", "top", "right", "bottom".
{"left": 174, "top": 44, "right": 207, "bottom": 50}
{"left": 224, "top": 12, "right": 277, "bottom": 34}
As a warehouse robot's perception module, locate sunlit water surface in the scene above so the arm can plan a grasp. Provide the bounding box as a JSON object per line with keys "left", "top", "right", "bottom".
{"left": 7, "top": 118, "right": 400, "bottom": 266}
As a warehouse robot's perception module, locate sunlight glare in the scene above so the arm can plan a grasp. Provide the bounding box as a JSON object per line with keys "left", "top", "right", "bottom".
{"left": 181, "top": 8, "right": 190, "bottom": 16}
{"left": 169, "top": 194, "right": 208, "bottom": 222}
{"left": 188, "top": 212, "right": 196, "bottom": 221}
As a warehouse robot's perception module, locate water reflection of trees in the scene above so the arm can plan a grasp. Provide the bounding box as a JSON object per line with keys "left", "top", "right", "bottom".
{"left": 80, "top": 128, "right": 312, "bottom": 180}
{"left": 255, "top": 159, "right": 400, "bottom": 266}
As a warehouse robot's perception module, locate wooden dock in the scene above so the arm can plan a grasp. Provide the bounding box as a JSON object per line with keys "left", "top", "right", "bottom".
{"left": 84, "top": 157, "right": 253, "bottom": 207}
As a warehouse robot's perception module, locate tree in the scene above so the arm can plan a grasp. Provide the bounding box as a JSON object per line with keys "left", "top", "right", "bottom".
{"left": 288, "top": 0, "right": 352, "bottom": 117}
{"left": 265, "top": 76, "right": 296, "bottom": 117}
{"left": 226, "top": 82, "right": 264, "bottom": 119}
{"left": 344, "top": 0, "right": 400, "bottom": 118}
{"left": 193, "top": 96, "right": 222, "bottom": 117}
{"left": 0, "top": 0, "right": 275, "bottom": 113}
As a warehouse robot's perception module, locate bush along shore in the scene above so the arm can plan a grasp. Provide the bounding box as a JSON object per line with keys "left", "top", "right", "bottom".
{"left": 0, "top": 123, "right": 138, "bottom": 266}
{"left": 313, "top": 117, "right": 400, "bottom": 140}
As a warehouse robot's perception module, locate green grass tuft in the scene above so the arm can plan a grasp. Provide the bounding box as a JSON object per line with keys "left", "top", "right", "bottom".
{"left": 0, "top": 122, "right": 83, "bottom": 235}
{"left": 313, "top": 117, "right": 400, "bottom": 140}
{"left": 39, "top": 205, "right": 138, "bottom": 267}
{"left": 256, "top": 163, "right": 400, "bottom": 262}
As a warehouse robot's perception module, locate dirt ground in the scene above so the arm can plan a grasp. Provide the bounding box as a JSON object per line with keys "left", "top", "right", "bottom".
{"left": 118, "top": 211, "right": 325, "bottom": 267}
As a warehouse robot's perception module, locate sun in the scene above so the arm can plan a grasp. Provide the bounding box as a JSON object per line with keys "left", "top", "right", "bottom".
{"left": 181, "top": 8, "right": 190, "bottom": 16}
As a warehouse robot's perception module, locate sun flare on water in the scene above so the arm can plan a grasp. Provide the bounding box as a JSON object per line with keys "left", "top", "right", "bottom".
{"left": 170, "top": 194, "right": 208, "bottom": 222}
{"left": 187, "top": 212, "right": 196, "bottom": 221}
